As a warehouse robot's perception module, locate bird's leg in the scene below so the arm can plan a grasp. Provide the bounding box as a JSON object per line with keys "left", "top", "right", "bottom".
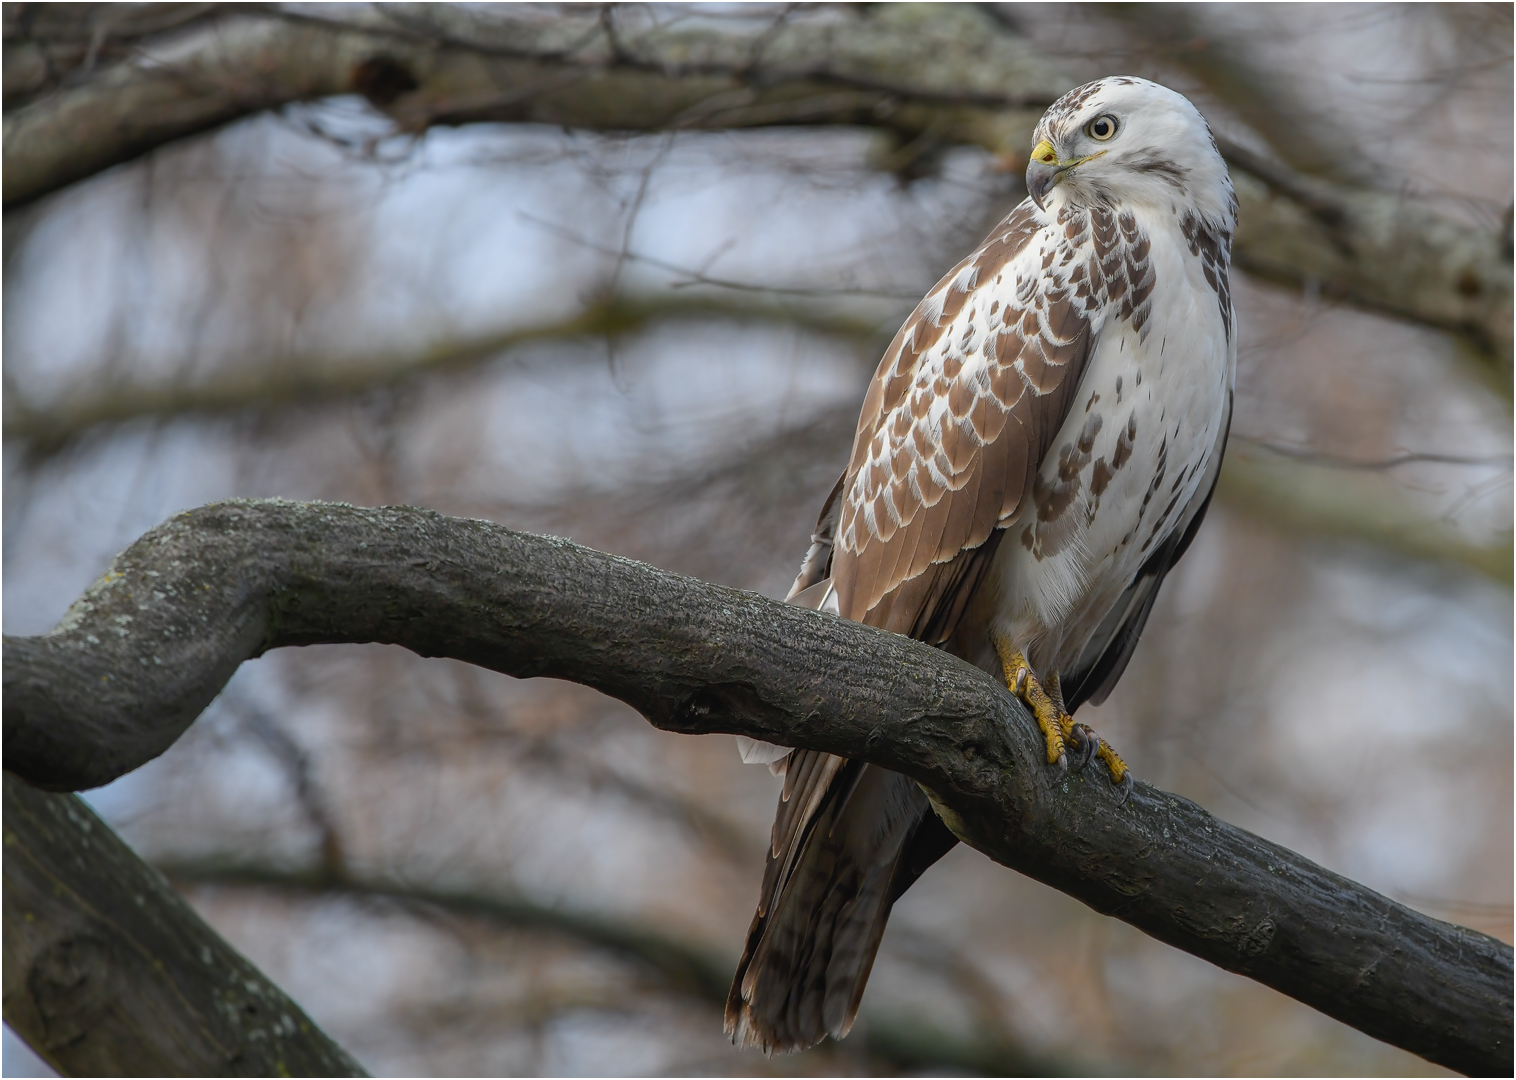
{"left": 1048, "top": 670, "right": 1132, "bottom": 797}
{"left": 992, "top": 633, "right": 1132, "bottom": 801}
{"left": 1044, "top": 672, "right": 1067, "bottom": 714}
{"left": 992, "top": 634, "right": 1072, "bottom": 772}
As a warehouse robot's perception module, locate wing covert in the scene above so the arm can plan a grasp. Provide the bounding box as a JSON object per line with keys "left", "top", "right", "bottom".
{"left": 833, "top": 202, "right": 1098, "bottom": 638}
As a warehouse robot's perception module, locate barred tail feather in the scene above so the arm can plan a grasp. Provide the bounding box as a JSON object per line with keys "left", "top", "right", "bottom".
{"left": 725, "top": 763, "right": 956, "bottom": 1052}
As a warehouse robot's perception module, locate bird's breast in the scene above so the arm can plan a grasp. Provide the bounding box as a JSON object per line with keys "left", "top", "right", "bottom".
{"left": 991, "top": 214, "right": 1233, "bottom": 659}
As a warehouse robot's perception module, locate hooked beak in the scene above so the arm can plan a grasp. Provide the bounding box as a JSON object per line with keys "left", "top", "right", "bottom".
{"left": 1025, "top": 140, "right": 1103, "bottom": 211}
{"left": 1026, "top": 141, "right": 1066, "bottom": 211}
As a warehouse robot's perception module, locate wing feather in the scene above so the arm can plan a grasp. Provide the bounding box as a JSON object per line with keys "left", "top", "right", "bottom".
{"left": 785, "top": 472, "right": 846, "bottom": 600}
{"left": 833, "top": 200, "right": 1096, "bottom": 639}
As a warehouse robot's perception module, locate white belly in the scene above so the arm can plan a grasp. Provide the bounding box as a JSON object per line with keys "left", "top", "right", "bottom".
{"left": 987, "top": 225, "right": 1233, "bottom": 674}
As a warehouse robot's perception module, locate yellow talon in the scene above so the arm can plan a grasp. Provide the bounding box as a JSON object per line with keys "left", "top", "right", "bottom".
{"left": 992, "top": 634, "right": 1068, "bottom": 768}
{"left": 992, "top": 632, "right": 1132, "bottom": 799}
{"left": 1096, "top": 740, "right": 1129, "bottom": 786}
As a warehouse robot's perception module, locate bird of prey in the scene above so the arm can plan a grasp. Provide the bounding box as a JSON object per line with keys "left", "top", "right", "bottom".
{"left": 726, "top": 77, "right": 1237, "bottom": 1053}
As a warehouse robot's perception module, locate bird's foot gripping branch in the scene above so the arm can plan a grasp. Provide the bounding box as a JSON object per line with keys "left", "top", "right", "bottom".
{"left": 3, "top": 499, "right": 1511, "bottom": 1076}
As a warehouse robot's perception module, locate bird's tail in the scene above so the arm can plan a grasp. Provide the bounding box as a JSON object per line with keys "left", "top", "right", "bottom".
{"left": 724, "top": 756, "right": 957, "bottom": 1053}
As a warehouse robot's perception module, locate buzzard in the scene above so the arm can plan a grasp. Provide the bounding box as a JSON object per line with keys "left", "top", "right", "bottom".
{"left": 727, "top": 77, "right": 1237, "bottom": 1053}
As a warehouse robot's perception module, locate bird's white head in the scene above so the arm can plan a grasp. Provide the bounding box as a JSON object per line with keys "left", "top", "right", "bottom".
{"left": 1025, "top": 77, "right": 1234, "bottom": 228}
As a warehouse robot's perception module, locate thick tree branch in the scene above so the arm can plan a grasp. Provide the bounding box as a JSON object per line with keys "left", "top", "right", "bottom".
{"left": 2, "top": 4, "right": 238, "bottom": 109}
{"left": 4, "top": 4, "right": 1508, "bottom": 369}
{"left": 0, "top": 3, "right": 1056, "bottom": 206}
{"left": 2, "top": 771, "right": 367, "bottom": 1077}
{"left": 3, "top": 499, "right": 1510, "bottom": 1075}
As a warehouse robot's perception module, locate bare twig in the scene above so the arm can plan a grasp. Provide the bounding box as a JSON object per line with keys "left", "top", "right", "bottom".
{"left": 1219, "top": 441, "right": 1513, "bottom": 584}
{"left": 1231, "top": 436, "right": 1513, "bottom": 472}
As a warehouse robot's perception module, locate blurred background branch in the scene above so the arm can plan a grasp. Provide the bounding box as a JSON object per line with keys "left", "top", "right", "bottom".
{"left": 5, "top": 2, "right": 1510, "bottom": 371}
{"left": 158, "top": 861, "right": 1067, "bottom": 1077}
{"left": 0, "top": 294, "right": 884, "bottom": 447}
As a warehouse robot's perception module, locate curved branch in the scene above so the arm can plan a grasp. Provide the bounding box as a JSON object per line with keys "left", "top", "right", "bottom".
{"left": 2, "top": 771, "right": 367, "bottom": 1077}
{"left": 2, "top": 499, "right": 1510, "bottom": 1075}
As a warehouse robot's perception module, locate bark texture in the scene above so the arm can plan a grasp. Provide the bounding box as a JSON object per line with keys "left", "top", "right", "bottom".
{"left": 3, "top": 4, "right": 1509, "bottom": 370}
{"left": 2, "top": 771, "right": 367, "bottom": 1077}
{"left": 3, "top": 499, "right": 1511, "bottom": 1076}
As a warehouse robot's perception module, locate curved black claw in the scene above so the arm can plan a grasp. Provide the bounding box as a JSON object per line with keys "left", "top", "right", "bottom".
{"left": 1054, "top": 752, "right": 1069, "bottom": 776}
{"left": 1114, "top": 771, "right": 1133, "bottom": 805}
{"left": 1068, "top": 725, "right": 1100, "bottom": 772}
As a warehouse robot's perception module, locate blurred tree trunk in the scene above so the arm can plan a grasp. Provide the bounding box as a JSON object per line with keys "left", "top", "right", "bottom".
{"left": 2, "top": 771, "right": 367, "bottom": 1077}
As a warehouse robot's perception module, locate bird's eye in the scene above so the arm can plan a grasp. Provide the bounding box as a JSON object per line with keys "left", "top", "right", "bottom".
{"left": 1087, "top": 115, "right": 1118, "bottom": 141}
